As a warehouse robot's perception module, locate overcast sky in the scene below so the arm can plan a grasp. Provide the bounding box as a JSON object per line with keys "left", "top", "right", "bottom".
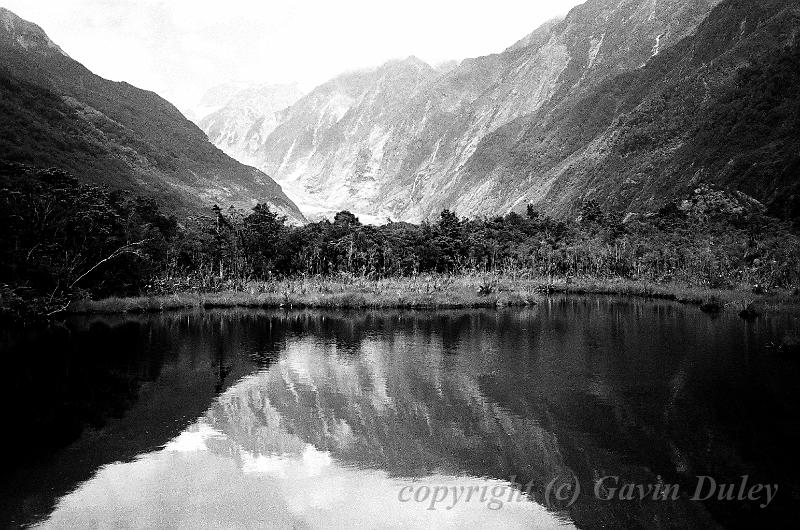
{"left": 3, "top": 0, "right": 584, "bottom": 110}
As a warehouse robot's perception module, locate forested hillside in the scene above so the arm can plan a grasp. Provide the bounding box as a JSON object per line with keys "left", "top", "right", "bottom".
{"left": 0, "top": 7, "right": 305, "bottom": 222}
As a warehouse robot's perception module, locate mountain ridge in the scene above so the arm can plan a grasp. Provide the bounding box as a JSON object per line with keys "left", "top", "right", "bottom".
{"left": 5, "top": 1, "right": 797, "bottom": 224}
{"left": 212, "top": 0, "right": 724, "bottom": 222}
{"left": 451, "top": 0, "right": 800, "bottom": 219}
{"left": 255, "top": 56, "right": 440, "bottom": 221}
{"left": 0, "top": 7, "right": 68, "bottom": 57}
{"left": 0, "top": 8, "right": 306, "bottom": 223}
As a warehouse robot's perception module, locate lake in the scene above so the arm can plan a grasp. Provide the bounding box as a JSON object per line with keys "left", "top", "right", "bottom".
{"left": 1, "top": 296, "right": 798, "bottom": 528}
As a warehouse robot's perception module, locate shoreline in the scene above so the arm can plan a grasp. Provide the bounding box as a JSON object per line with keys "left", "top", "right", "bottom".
{"left": 65, "top": 276, "right": 800, "bottom": 317}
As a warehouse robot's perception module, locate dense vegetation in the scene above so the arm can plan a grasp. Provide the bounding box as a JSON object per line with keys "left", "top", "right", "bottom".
{"left": 2, "top": 162, "right": 799, "bottom": 320}
{"left": 690, "top": 41, "right": 800, "bottom": 219}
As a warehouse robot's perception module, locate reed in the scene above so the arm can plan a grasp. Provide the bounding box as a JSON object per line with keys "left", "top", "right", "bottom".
{"left": 67, "top": 274, "right": 800, "bottom": 315}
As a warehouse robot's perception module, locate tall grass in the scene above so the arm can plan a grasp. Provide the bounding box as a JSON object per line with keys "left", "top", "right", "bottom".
{"left": 68, "top": 273, "right": 800, "bottom": 315}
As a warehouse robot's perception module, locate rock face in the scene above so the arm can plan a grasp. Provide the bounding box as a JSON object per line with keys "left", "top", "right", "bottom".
{"left": 0, "top": 8, "right": 306, "bottom": 223}
{"left": 452, "top": 0, "right": 800, "bottom": 220}
{"left": 212, "top": 0, "right": 724, "bottom": 222}
{"left": 258, "top": 57, "right": 440, "bottom": 222}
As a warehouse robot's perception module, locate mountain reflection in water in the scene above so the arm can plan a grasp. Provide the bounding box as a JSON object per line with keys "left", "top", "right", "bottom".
{"left": 1, "top": 297, "right": 798, "bottom": 529}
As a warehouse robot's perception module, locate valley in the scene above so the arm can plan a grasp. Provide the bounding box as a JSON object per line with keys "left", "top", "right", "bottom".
{"left": 1, "top": 0, "right": 798, "bottom": 321}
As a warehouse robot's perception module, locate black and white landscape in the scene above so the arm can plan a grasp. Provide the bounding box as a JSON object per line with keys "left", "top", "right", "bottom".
{"left": 1, "top": 1, "right": 799, "bottom": 528}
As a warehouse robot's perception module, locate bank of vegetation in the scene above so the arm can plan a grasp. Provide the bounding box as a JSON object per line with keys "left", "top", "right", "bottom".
{"left": 2, "top": 162, "right": 799, "bottom": 322}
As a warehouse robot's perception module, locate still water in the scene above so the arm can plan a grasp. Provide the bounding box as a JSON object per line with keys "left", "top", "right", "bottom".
{"left": 1, "top": 297, "right": 798, "bottom": 529}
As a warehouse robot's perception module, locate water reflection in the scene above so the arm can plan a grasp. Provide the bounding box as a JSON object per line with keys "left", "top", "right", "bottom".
{"left": 1, "top": 298, "right": 798, "bottom": 528}
{"left": 40, "top": 415, "right": 561, "bottom": 529}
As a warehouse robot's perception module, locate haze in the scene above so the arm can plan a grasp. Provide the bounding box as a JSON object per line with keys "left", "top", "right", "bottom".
{"left": 1, "top": 0, "right": 584, "bottom": 109}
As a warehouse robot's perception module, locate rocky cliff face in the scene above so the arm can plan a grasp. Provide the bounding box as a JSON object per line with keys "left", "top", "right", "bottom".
{"left": 450, "top": 0, "right": 799, "bottom": 220}
{"left": 256, "top": 57, "right": 439, "bottom": 222}
{"left": 209, "top": 0, "right": 721, "bottom": 222}
{"left": 393, "top": 0, "right": 725, "bottom": 221}
{"left": 0, "top": 8, "right": 306, "bottom": 223}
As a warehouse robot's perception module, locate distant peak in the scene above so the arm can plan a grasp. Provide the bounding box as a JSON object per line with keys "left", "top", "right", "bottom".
{"left": 0, "top": 7, "right": 68, "bottom": 57}
{"left": 381, "top": 55, "right": 433, "bottom": 73}
{"left": 402, "top": 55, "right": 431, "bottom": 68}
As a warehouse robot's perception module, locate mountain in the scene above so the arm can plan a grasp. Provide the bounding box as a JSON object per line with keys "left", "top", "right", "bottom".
{"left": 257, "top": 57, "right": 439, "bottom": 221}
{"left": 222, "top": 0, "right": 722, "bottom": 222}
{"left": 195, "top": 83, "right": 303, "bottom": 168}
{"left": 0, "top": 8, "right": 306, "bottom": 223}
{"left": 449, "top": 0, "right": 800, "bottom": 220}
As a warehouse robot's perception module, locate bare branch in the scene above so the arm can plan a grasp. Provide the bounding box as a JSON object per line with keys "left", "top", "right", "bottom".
{"left": 46, "top": 302, "right": 71, "bottom": 317}
{"left": 69, "top": 239, "right": 149, "bottom": 289}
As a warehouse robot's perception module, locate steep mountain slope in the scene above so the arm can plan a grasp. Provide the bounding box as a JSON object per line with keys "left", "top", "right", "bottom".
{"left": 0, "top": 8, "right": 305, "bottom": 222}
{"left": 247, "top": 0, "right": 720, "bottom": 221}
{"left": 196, "top": 83, "right": 303, "bottom": 167}
{"left": 453, "top": 0, "right": 800, "bottom": 219}
{"left": 258, "top": 57, "right": 439, "bottom": 221}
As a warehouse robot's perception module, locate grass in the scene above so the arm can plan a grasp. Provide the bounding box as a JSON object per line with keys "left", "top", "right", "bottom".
{"left": 65, "top": 274, "right": 800, "bottom": 316}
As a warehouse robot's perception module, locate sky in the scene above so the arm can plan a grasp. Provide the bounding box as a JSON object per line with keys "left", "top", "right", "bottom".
{"left": 2, "top": 0, "right": 585, "bottom": 110}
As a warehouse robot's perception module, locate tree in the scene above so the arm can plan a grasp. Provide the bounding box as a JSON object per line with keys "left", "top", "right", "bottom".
{"left": 243, "top": 204, "right": 287, "bottom": 277}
